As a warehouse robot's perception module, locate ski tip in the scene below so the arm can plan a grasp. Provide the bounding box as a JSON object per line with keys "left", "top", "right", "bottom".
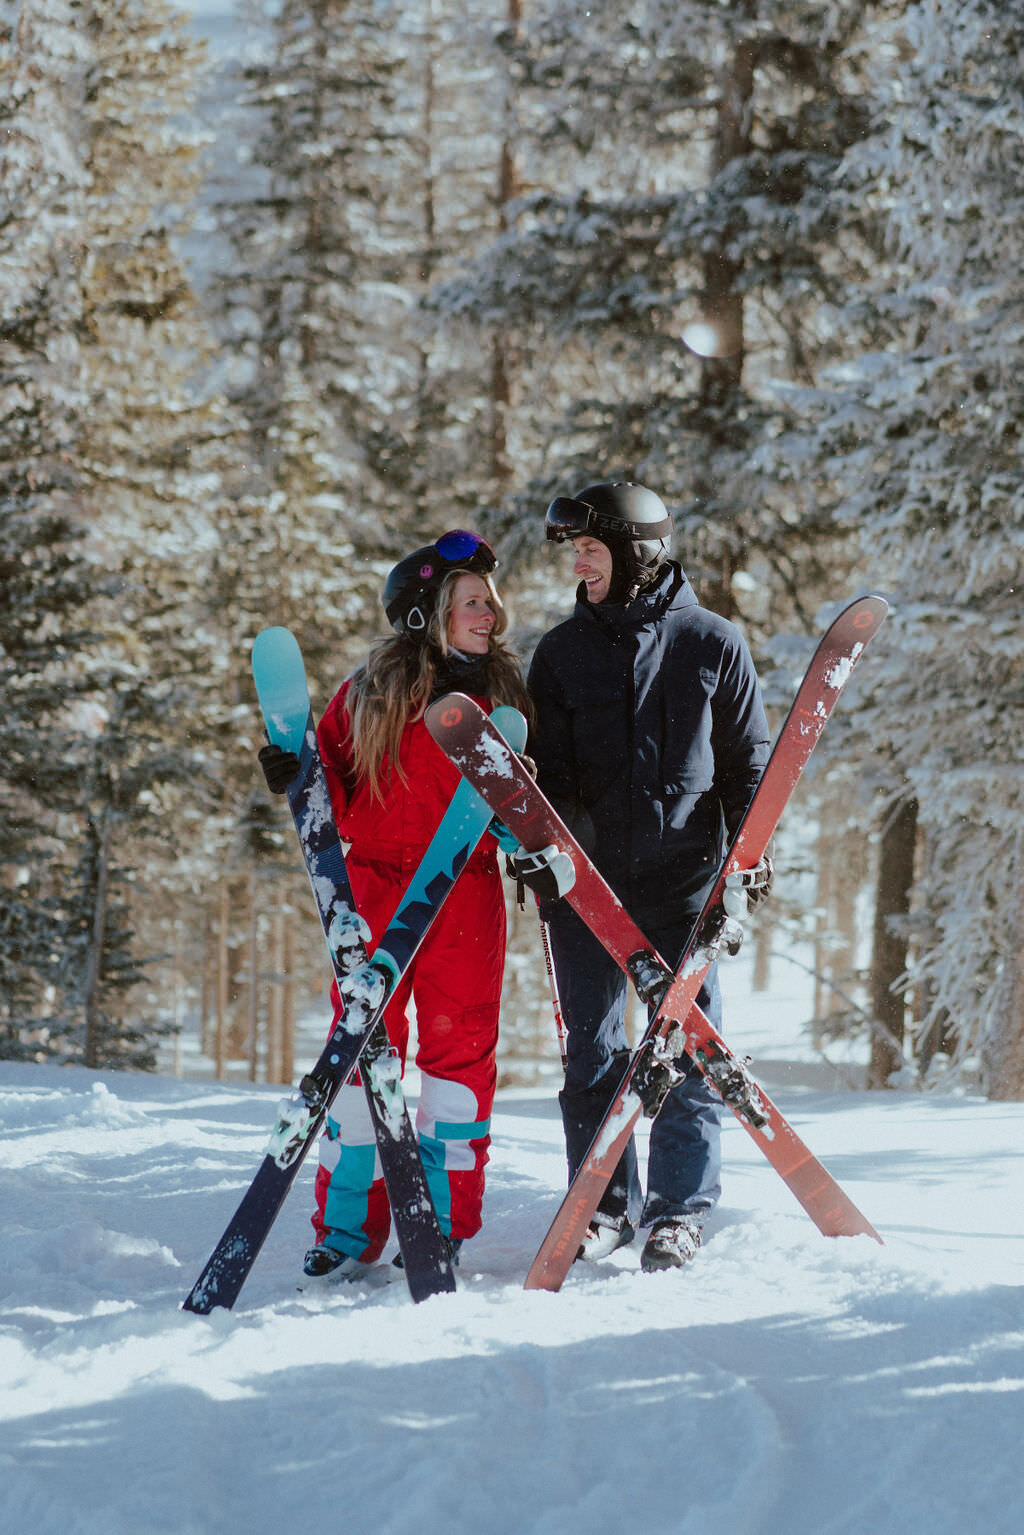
{"left": 484, "top": 704, "right": 529, "bottom": 754}
{"left": 424, "top": 693, "right": 482, "bottom": 739}
{"left": 252, "top": 628, "right": 311, "bottom": 753}
{"left": 252, "top": 625, "right": 302, "bottom": 667}
{"left": 841, "top": 593, "right": 889, "bottom": 634}
{"left": 425, "top": 695, "right": 526, "bottom": 750}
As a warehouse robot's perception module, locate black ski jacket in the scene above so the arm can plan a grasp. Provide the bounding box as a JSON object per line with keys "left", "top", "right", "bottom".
{"left": 527, "top": 561, "right": 770, "bottom": 923}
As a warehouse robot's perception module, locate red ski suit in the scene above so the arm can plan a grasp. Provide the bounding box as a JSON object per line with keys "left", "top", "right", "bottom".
{"left": 311, "top": 678, "right": 505, "bottom": 1262}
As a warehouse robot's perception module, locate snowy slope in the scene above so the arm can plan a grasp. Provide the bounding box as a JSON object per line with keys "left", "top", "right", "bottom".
{"left": 3, "top": 1035, "right": 1024, "bottom": 1535}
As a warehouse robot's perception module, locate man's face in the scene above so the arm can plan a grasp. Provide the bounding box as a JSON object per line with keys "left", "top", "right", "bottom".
{"left": 571, "top": 535, "right": 613, "bottom": 604}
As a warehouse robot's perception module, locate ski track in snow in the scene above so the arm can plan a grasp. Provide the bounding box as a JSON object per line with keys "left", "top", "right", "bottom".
{"left": 3, "top": 945, "right": 1024, "bottom": 1534}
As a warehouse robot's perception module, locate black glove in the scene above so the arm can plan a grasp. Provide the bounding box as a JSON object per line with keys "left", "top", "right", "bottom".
{"left": 259, "top": 742, "right": 301, "bottom": 795}
{"left": 505, "top": 844, "right": 576, "bottom": 905}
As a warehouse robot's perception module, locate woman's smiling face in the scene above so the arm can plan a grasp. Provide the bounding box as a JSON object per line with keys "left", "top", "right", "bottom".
{"left": 447, "top": 572, "right": 497, "bottom": 653}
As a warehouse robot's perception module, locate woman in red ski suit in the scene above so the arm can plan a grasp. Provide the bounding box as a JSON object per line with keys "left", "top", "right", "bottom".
{"left": 302, "top": 532, "right": 529, "bottom": 1278}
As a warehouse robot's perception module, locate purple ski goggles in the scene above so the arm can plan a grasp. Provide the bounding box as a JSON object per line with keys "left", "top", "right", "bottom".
{"left": 430, "top": 529, "right": 497, "bottom": 576}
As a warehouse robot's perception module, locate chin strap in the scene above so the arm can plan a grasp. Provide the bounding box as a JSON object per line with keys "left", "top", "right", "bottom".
{"left": 608, "top": 551, "right": 665, "bottom": 606}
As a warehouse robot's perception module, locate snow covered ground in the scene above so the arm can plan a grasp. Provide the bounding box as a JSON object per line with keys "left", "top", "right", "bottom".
{"left": 3, "top": 956, "right": 1024, "bottom": 1535}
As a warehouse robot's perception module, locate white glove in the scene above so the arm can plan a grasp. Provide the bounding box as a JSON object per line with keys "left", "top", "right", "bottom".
{"left": 506, "top": 844, "right": 576, "bottom": 904}
{"left": 723, "top": 853, "right": 774, "bottom": 921}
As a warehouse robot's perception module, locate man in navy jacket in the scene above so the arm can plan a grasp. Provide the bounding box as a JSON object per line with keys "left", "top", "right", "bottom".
{"left": 527, "top": 482, "right": 771, "bottom": 1271}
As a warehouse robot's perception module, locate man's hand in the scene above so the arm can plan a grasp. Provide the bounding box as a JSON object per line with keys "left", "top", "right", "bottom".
{"left": 723, "top": 853, "right": 774, "bottom": 920}
{"left": 695, "top": 905, "right": 745, "bottom": 960}
{"left": 696, "top": 855, "right": 773, "bottom": 960}
{"left": 505, "top": 844, "right": 576, "bottom": 905}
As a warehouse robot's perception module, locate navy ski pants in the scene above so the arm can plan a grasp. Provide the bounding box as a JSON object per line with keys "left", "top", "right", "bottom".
{"left": 545, "top": 901, "right": 725, "bottom": 1228}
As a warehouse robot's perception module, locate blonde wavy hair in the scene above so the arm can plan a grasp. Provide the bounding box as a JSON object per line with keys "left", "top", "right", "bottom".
{"left": 350, "top": 569, "right": 532, "bottom": 798}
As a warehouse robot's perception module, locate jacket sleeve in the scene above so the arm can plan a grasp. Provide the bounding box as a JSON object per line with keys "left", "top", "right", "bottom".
{"left": 316, "top": 680, "right": 357, "bottom": 829}
{"left": 711, "top": 633, "right": 772, "bottom": 840}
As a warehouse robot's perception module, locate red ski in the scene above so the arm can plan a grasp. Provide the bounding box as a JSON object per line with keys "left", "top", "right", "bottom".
{"left": 426, "top": 595, "right": 887, "bottom": 1291}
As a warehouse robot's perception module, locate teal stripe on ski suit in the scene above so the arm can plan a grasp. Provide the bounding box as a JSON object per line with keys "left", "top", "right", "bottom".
{"left": 323, "top": 1143, "right": 377, "bottom": 1259}
{"left": 416, "top": 1133, "right": 453, "bottom": 1233}
{"left": 414, "top": 1142, "right": 451, "bottom": 1234}
{"left": 417, "top": 1118, "right": 491, "bottom": 1235}
{"left": 435, "top": 1117, "right": 490, "bottom": 1142}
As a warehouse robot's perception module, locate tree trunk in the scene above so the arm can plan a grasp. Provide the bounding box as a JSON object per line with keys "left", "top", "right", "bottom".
{"left": 83, "top": 808, "right": 115, "bottom": 1069}
{"left": 225, "top": 879, "right": 248, "bottom": 1058}
{"left": 199, "top": 904, "right": 213, "bottom": 1055}
{"left": 833, "top": 845, "right": 859, "bottom": 990}
{"left": 248, "top": 872, "right": 260, "bottom": 1082}
{"left": 215, "top": 881, "right": 229, "bottom": 1079}
{"left": 867, "top": 797, "right": 918, "bottom": 1089}
{"left": 914, "top": 833, "right": 958, "bottom": 1080}
{"left": 698, "top": 38, "right": 755, "bottom": 412}
{"left": 984, "top": 837, "right": 1024, "bottom": 1099}
{"left": 266, "top": 906, "right": 289, "bottom": 1084}
{"left": 812, "top": 827, "right": 828, "bottom": 1037}
{"left": 280, "top": 914, "right": 295, "bottom": 1086}
{"left": 813, "top": 820, "right": 861, "bottom": 1042}
{"left": 752, "top": 915, "right": 772, "bottom": 992}
{"left": 692, "top": 36, "right": 756, "bottom": 620}
{"left": 489, "top": 0, "right": 522, "bottom": 483}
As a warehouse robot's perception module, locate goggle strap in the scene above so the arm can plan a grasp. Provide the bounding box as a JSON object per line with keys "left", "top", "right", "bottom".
{"left": 546, "top": 497, "right": 672, "bottom": 542}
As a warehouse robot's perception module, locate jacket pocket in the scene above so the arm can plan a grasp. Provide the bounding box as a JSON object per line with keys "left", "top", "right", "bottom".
{"left": 661, "top": 667, "right": 717, "bottom": 790}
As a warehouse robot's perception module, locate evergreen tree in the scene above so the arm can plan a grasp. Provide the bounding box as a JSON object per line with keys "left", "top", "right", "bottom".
{"left": 188, "top": 3, "right": 549, "bottom": 1074}
{"left": 0, "top": 0, "right": 96, "bottom": 1055}
{"left": 67, "top": 0, "right": 267, "bottom": 1069}
{"left": 418, "top": 2, "right": 909, "bottom": 1068}
{"left": 204, "top": 2, "right": 524, "bottom": 680}
{"left": 812, "top": 0, "right": 1024, "bottom": 1093}
{"left": 207, "top": 0, "right": 412, "bottom": 666}
{"left": 432, "top": 0, "right": 892, "bottom": 637}
{"left": 2, "top": 0, "right": 243, "bottom": 1064}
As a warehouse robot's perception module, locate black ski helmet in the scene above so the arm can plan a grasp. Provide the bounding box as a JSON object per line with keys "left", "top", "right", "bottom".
{"left": 383, "top": 529, "right": 498, "bottom": 638}
{"left": 545, "top": 482, "right": 672, "bottom": 599}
